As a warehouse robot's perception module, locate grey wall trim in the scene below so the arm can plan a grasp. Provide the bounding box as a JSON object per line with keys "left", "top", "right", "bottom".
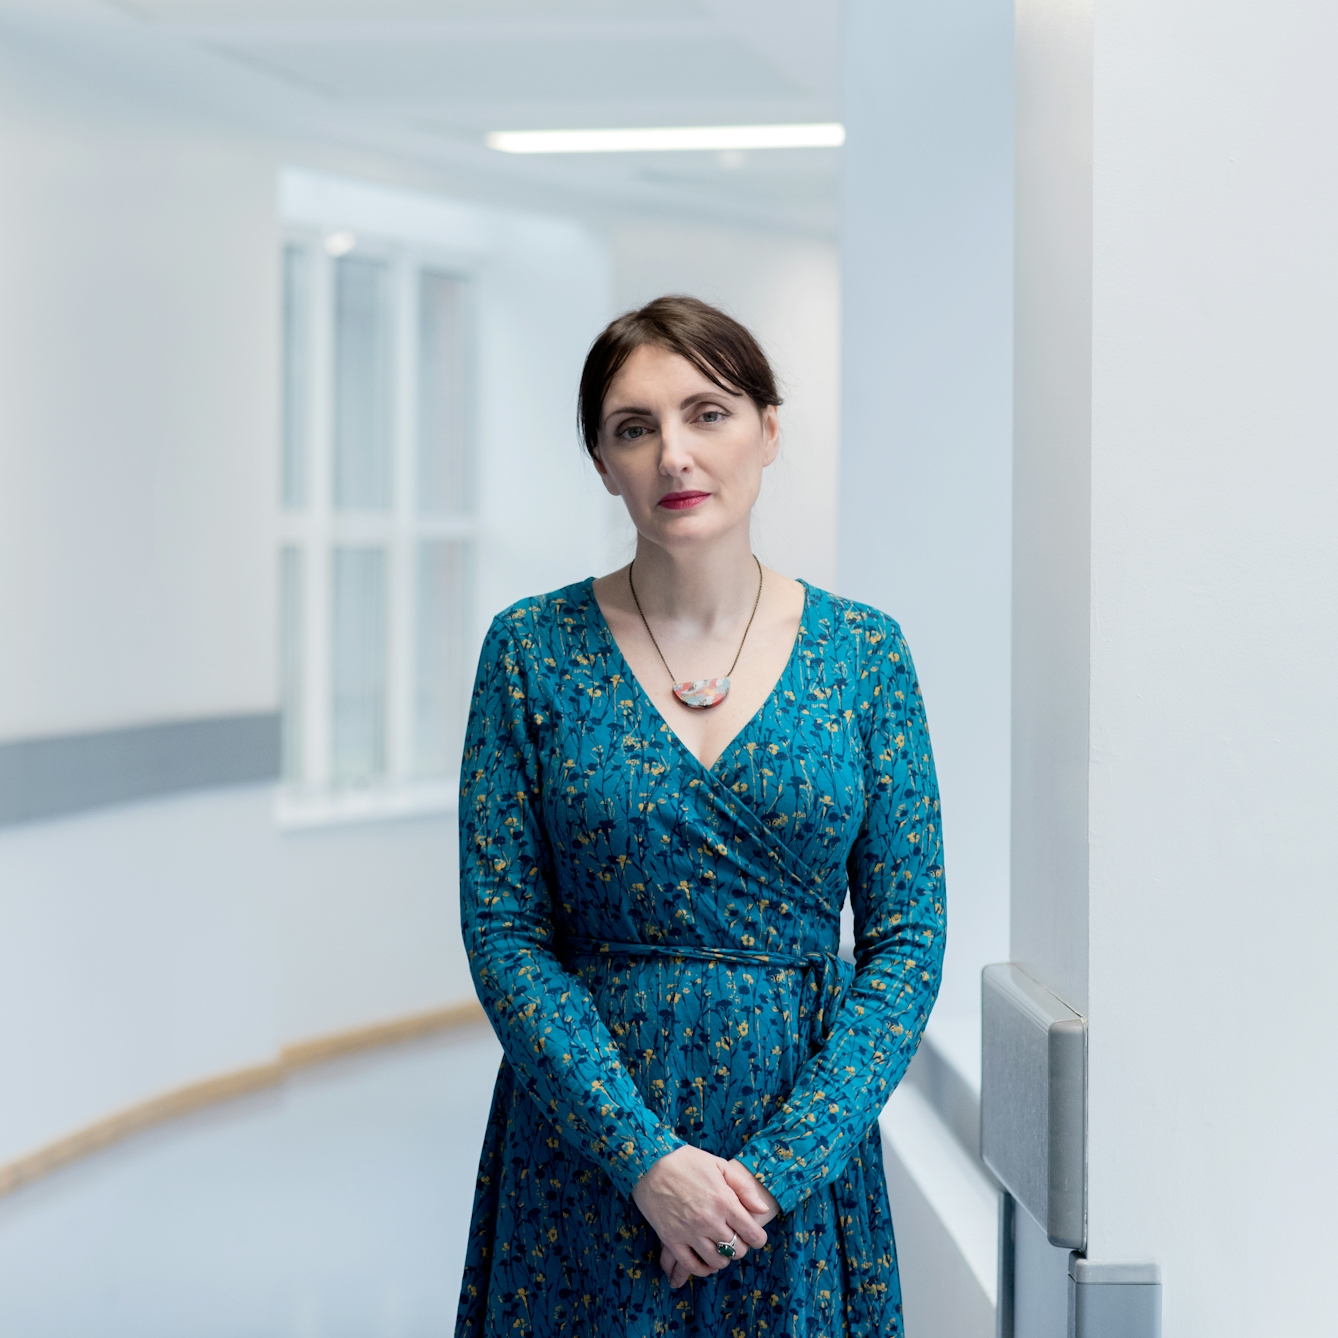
{"left": 1069, "top": 1256, "right": 1162, "bottom": 1338}
{"left": 1071, "top": 1261, "right": 1160, "bottom": 1286}
{"left": 0, "top": 713, "right": 282, "bottom": 828}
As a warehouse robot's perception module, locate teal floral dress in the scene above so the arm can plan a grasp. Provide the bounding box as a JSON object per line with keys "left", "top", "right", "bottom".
{"left": 456, "top": 579, "right": 945, "bottom": 1337}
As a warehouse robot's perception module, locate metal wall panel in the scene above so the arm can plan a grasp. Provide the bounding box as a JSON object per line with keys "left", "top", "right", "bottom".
{"left": 981, "top": 963, "right": 1087, "bottom": 1249}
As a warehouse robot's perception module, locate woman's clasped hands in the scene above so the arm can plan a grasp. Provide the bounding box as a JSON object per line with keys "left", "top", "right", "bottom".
{"left": 631, "top": 1144, "right": 780, "bottom": 1289}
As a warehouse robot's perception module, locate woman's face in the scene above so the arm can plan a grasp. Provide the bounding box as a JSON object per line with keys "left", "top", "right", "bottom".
{"left": 593, "top": 343, "right": 779, "bottom": 552}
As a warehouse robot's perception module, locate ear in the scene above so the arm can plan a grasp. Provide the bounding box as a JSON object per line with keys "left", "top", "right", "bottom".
{"left": 591, "top": 447, "right": 623, "bottom": 497}
{"left": 759, "top": 404, "right": 781, "bottom": 467}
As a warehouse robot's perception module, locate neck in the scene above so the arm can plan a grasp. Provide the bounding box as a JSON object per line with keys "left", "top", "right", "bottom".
{"left": 630, "top": 529, "right": 759, "bottom": 629}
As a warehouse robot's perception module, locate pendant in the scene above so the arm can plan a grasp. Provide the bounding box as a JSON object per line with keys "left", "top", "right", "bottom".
{"left": 672, "top": 677, "right": 730, "bottom": 709}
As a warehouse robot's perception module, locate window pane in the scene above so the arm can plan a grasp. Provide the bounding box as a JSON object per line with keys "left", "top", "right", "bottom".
{"left": 417, "top": 271, "right": 471, "bottom": 515}
{"left": 331, "top": 546, "right": 388, "bottom": 785}
{"left": 333, "top": 256, "right": 393, "bottom": 511}
{"left": 278, "top": 546, "right": 304, "bottom": 782}
{"left": 415, "top": 540, "right": 472, "bottom": 778}
{"left": 281, "top": 245, "right": 310, "bottom": 508}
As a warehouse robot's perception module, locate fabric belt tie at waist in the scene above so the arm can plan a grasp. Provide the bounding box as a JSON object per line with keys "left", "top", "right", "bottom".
{"left": 558, "top": 938, "right": 854, "bottom": 1046}
{"left": 559, "top": 938, "right": 832, "bottom": 973}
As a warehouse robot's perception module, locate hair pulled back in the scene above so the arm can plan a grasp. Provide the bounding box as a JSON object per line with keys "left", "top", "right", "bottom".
{"left": 577, "top": 295, "right": 782, "bottom": 459}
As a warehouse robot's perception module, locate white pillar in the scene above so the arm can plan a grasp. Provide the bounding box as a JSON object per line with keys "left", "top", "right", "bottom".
{"left": 841, "top": 10, "right": 1015, "bottom": 1331}
{"left": 1014, "top": 0, "right": 1338, "bottom": 1329}
{"left": 840, "top": 0, "right": 1015, "bottom": 1033}
{"left": 1011, "top": 0, "right": 1093, "bottom": 1015}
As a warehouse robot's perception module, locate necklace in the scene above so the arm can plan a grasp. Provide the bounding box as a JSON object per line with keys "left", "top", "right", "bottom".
{"left": 627, "top": 556, "right": 764, "bottom": 710}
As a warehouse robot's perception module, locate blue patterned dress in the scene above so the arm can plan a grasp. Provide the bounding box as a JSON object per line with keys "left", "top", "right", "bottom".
{"left": 456, "top": 579, "right": 944, "bottom": 1337}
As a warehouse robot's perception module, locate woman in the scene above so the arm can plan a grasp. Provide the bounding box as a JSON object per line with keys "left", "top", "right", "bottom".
{"left": 456, "top": 296, "right": 944, "bottom": 1336}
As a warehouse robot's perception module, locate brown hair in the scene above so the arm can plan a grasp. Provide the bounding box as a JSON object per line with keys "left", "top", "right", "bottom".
{"left": 577, "top": 295, "right": 782, "bottom": 459}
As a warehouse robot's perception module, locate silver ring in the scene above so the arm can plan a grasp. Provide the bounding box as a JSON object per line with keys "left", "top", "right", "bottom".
{"left": 716, "top": 1233, "right": 739, "bottom": 1259}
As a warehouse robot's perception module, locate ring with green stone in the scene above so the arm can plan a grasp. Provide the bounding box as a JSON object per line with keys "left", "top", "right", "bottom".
{"left": 715, "top": 1234, "right": 739, "bottom": 1259}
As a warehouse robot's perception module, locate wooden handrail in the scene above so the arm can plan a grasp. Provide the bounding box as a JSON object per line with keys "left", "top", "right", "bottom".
{"left": 0, "top": 999, "right": 488, "bottom": 1198}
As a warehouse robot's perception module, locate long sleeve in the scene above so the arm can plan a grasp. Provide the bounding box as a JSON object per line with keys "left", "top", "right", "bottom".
{"left": 459, "top": 612, "right": 684, "bottom": 1198}
{"left": 734, "top": 617, "right": 946, "bottom": 1213}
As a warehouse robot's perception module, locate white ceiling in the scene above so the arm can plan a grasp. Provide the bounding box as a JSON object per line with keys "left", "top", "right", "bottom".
{"left": 117, "top": 0, "right": 713, "bottom": 19}
{"left": 0, "top": 0, "right": 842, "bottom": 232}
{"left": 210, "top": 32, "right": 807, "bottom": 108}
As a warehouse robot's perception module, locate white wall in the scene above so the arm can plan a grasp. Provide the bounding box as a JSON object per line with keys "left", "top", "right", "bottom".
{"left": 1084, "top": 1, "right": 1338, "bottom": 1330}
{"left": 840, "top": 10, "right": 1013, "bottom": 1332}
{"left": 277, "top": 816, "right": 469, "bottom": 1043}
{"left": 0, "top": 61, "right": 289, "bottom": 1161}
{"left": 880, "top": 1086, "right": 997, "bottom": 1338}
{"left": 0, "top": 80, "right": 278, "bottom": 739}
{"left": 607, "top": 219, "right": 841, "bottom": 590}
{"left": 473, "top": 209, "right": 615, "bottom": 613}
{"left": 840, "top": 0, "right": 1014, "bottom": 1030}
{"left": 1011, "top": 0, "right": 1338, "bottom": 1331}
{"left": 1011, "top": 0, "right": 1093, "bottom": 1015}
{"left": 0, "top": 55, "right": 613, "bottom": 1163}
{"left": 1006, "top": 0, "right": 1097, "bottom": 1306}
{"left": 0, "top": 787, "right": 280, "bottom": 1166}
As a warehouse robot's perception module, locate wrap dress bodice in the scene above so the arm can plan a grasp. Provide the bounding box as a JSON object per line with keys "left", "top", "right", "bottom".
{"left": 456, "top": 579, "right": 945, "bottom": 1337}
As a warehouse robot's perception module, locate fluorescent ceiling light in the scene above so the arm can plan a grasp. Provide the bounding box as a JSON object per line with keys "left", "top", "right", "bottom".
{"left": 485, "top": 123, "right": 845, "bottom": 154}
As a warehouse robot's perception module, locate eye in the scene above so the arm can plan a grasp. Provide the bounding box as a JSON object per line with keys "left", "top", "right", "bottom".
{"left": 617, "top": 424, "right": 648, "bottom": 441}
{"left": 699, "top": 409, "right": 728, "bottom": 424}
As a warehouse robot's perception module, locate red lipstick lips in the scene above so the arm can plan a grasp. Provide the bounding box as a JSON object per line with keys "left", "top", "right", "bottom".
{"left": 658, "top": 491, "right": 710, "bottom": 510}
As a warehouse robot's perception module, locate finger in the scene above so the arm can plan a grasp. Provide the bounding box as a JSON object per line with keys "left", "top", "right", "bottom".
{"left": 728, "top": 1211, "right": 768, "bottom": 1252}
{"left": 666, "top": 1236, "right": 711, "bottom": 1279}
{"left": 721, "top": 1164, "right": 767, "bottom": 1213}
{"left": 723, "top": 1160, "right": 780, "bottom": 1220}
{"left": 716, "top": 1178, "right": 772, "bottom": 1243}
{"left": 696, "top": 1234, "right": 737, "bottom": 1270}
{"left": 663, "top": 1243, "right": 698, "bottom": 1287}
{"left": 680, "top": 1244, "right": 717, "bottom": 1278}
{"left": 709, "top": 1222, "right": 748, "bottom": 1262}
{"left": 717, "top": 1235, "right": 748, "bottom": 1262}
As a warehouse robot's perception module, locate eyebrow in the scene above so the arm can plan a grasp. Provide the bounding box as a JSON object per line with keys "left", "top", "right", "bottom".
{"left": 603, "top": 389, "right": 742, "bottom": 422}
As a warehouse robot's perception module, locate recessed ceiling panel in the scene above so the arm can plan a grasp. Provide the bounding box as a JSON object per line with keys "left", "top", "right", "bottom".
{"left": 115, "top": 0, "right": 705, "bottom": 22}
{"left": 211, "top": 33, "right": 805, "bottom": 103}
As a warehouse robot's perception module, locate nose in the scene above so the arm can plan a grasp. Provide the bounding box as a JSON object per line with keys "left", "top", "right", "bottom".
{"left": 657, "top": 418, "right": 694, "bottom": 476}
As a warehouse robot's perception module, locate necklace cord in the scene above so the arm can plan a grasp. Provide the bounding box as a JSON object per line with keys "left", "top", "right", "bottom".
{"left": 627, "top": 556, "right": 765, "bottom": 685}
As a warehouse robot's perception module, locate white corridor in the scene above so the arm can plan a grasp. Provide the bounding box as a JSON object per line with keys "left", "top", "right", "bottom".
{"left": 0, "top": 1026, "right": 502, "bottom": 1338}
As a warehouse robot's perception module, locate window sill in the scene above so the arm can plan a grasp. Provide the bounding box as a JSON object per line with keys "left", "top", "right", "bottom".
{"left": 275, "top": 781, "right": 457, "bottom": 831}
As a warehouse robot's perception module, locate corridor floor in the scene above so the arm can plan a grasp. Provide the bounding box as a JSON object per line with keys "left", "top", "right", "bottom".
{"left": 0, "top": 1023, "right": 503, "bottom": 1338}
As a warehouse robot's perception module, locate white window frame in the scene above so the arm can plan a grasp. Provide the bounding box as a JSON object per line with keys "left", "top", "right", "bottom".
{"left": 277, "top": 227, "right": 477, "bottom": 829}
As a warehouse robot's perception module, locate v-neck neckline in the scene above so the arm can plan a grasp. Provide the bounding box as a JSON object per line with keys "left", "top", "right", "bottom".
{"left": 583, "top": 575, "right": 810, "bottom": 778}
